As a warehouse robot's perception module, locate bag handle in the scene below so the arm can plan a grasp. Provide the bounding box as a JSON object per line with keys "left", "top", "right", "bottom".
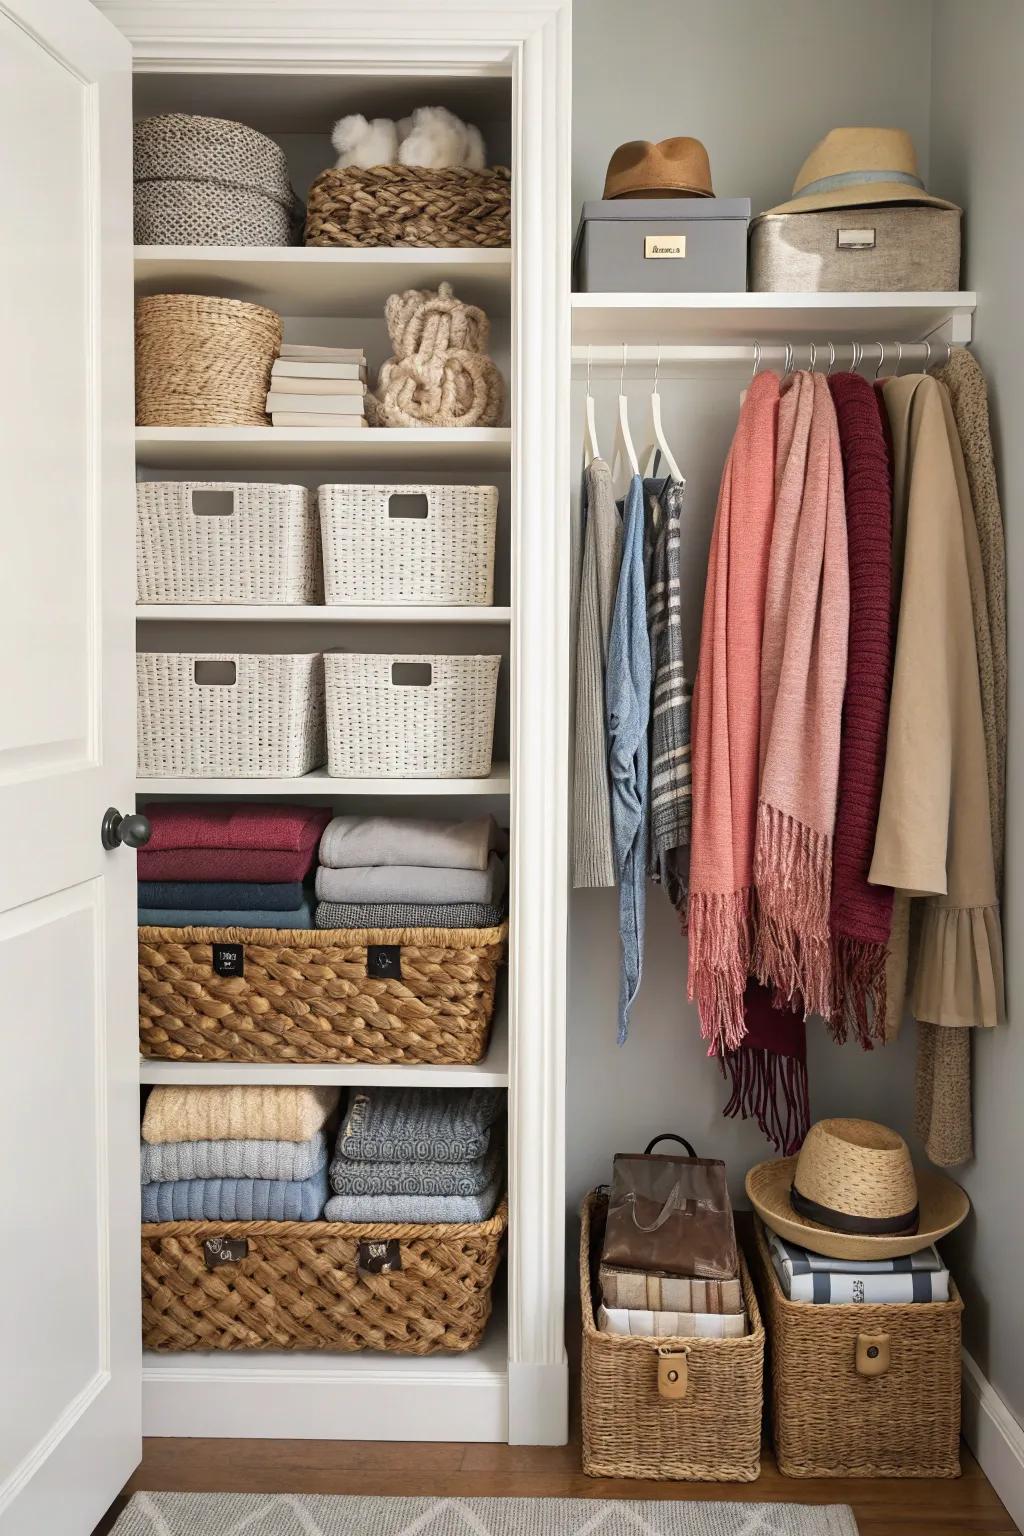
{"left": 644, "top": 1134, "right": 696, "bottom": 1158}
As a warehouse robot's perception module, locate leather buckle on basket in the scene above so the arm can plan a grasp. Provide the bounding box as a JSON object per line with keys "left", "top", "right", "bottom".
{"left": 856, "top": 1332, "right": 891, "bottom": 1377}
{"left": 657, "top": 1347, "right": 689, "bottom": 1401}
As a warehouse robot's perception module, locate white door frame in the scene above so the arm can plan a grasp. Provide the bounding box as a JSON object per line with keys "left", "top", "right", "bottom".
{"left": 98, "top": 0, "right": 573, "bottom": 1446}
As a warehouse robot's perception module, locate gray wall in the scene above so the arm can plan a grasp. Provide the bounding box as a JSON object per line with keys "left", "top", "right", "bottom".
{"left": 567, "top": 0, "right": 937, "bottom": 1218}
{"left": 929, "top": 0, "right": 1024, "bottom": 1429}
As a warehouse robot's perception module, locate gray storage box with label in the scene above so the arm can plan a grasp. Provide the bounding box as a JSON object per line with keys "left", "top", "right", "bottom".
{"left": 749, "top": 206, "right": 962, "bottom": 292}
{"left": 574, "top": 198, "right": 751, "bottom": 292}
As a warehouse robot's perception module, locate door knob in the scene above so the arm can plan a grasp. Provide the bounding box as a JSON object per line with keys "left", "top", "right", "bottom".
{"left": 101, "top": 807, "right": 152, "bottom": 851}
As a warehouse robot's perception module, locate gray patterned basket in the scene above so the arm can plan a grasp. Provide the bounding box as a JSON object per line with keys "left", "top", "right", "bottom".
{"left": 134, "top": 114, "right": 302, "bottom": 246}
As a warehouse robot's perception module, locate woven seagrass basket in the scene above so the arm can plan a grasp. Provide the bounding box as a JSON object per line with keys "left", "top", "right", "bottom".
{"left": 141, "top": 1198, "right": 508, "bottom": 1353}
{"left": 135, "top": 293, "right": 282, "bottom": 426}
{"left": 304, "top": 165, "right": 511, "bottom": 248}
{"left": 751, "top": 1217, "right": 962, "bottom": 1478}
{"left": 138, "top": 922, "right": 507, "bottom": 1065}
{"left": 581, "top": 1192, "right": 764, "bottom": 1481}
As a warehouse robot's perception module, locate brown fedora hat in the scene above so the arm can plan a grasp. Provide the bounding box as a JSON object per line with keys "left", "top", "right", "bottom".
{"left": 746, "top": 1117, "right": 969, "bottom": 1261}
{"left": 764, "top": 126, "right": 959, "bottom": 216}
{"left": 603, "top": 137, "right": 714, "bottom": 200}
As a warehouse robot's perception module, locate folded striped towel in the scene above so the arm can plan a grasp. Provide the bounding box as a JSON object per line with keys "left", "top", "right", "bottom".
{"left": 329, "top": 1140, "right": 502, "bottom": 1199}
{"left": 335, "top": 1087, "right": 504, "bottom": 1164}
{"left": 768, "top": 1232, "right": 950, "bottom": 1304}
{"left": 141, "top": 1165, "right": 329, "bottom": 1222}
{"left": 315, "top": 899, "right": 506, "bottom": 931}
{"left": 597, "top": 1304, "right": 746, "bottom": 1339}
{"left": 599, "top": 1263, "right": 743, "bottom": 1315}
{"left": 140, "top": 1131, "right": 328, "bottom": 1184}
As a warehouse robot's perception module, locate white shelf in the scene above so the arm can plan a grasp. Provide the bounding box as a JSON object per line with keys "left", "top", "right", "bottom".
{"left": 136, "top": 764, "right": 511, "bottom": 797}
{"left": 135, "top": 427, "right": 512, "bottom": 471}
{"left": 142, "top": 1318, "right": 508, "bottom": 1441}
{"left": 136, "top": 603, "right": 512, "bottom": 624}
{"left": 139, "top": 999, "right": 509, "bottom": 1088}
{"left": 135, "top": 246, "right": 512, "bottom": 317}
{"left": 570, "top": 290, "right": 977, "bottom": 346}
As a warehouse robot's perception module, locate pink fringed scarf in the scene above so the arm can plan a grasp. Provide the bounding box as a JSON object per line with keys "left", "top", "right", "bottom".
{"left": 688, "top": 372, "right": 780, "bottom": 1051}
{"left": 754, "top": 372, "right": 849, "bottom": 1018}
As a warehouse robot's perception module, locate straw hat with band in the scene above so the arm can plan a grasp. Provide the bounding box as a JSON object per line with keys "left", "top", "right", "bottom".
{"left": 763, "top": 127, "right": 960, "bottom": 217}
{"left": 603, "top": 136, "right": 714, "bottom": 200}
{"left": 746, "top": 1117, "right": 969, "bottom": 1261}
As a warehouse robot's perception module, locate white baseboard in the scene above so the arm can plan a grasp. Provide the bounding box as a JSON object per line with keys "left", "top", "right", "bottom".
{"left": 962, "top": 1349, "right": 1024, "bottom": 1531}
{"left": 507, "top": 1357, "right": 569, "bottom": 1446}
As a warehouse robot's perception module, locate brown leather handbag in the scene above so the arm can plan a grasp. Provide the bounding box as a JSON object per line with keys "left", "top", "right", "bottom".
{"left": 602, "top": 1134, "right": 738, "bottom": 1279}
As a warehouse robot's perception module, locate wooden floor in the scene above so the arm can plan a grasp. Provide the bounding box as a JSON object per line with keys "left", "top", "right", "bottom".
{"left": 95, "top": 1430, "right": 1018, "bottom": 1536}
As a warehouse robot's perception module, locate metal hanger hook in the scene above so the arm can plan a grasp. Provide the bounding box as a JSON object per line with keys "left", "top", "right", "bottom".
{"left": 826, "top": 340, "right": 836, "bottom": 375}
{"left": 654, "top": 344, "right": 661, "bottom": 394}
{"left": 921, "top": 339, "right": 931, "bottom": 371}
{"left": 808, "top": 341, "right": 817, "bottom": 372}
{"left": 784, "top": 342, "right": 794, "bottom": 376}
{"left": 895, "top": 340, "right": 903, "bottom": 376}
{"left": 873, "top": 342, "right": 886, "bottom": 381}
{"left": 587, "top": 344, "right": 593, "bottom": 395}
{"left": 751, "top": 339, "right": 761, "bottom": 381}
{"left": 619, "top": 342, "right": 628, "bottom": 395}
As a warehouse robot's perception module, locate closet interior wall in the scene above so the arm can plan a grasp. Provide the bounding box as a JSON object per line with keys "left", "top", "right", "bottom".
{"left": 566, "top": 0, "right": 935, "bottom": 1218}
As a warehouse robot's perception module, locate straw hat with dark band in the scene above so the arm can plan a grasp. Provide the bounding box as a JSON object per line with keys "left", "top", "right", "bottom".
{"left": 746, "top": 1117, "right": 969, "bottom": 1261}
{"left": 763, "top": 126, "right": 960, "bottom": 216}
{"left": 603, "top": 136, "right": 714, "bottom": 200}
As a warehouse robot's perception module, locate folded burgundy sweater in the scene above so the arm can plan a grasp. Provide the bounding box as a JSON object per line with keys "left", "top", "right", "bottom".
{"left": 139, "top": 848, "right": 318, "bottom": 882}
{"left": 138, "top": 803, "right": 330, "bottom": 883}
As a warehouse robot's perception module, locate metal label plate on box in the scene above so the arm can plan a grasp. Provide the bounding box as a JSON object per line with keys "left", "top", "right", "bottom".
{"left": 644, "top": 234, "right": 686, "bottom": 259}
{"left": 837, "top": 227, "right": 877, "bottom": 250}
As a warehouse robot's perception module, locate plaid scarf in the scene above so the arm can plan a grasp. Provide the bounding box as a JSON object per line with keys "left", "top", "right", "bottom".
{"left": 646, "top": 479, "right": 692, "bottom": 912}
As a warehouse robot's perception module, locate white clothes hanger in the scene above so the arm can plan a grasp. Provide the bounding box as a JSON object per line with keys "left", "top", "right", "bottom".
{"left": 582, "top": 345, "right": 601, "bottom": 467}
{"left": 611, "top": 343, "right": 640, "bottom": 493}
{"left": 639, "top": 347, "right": 685, "bottom": 485}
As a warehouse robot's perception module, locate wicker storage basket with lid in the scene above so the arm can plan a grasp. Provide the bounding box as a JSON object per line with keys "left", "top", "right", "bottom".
{"left": 751, "top": 1216, "right": 962, "bottom": 1477}
{"left": 138, "top": 921, "right": 507, "bottom": 1065}
{"left": 305, "top": 165, "right": 510, "bottom": 248}
{"left": 133, "top": 113, "right": 301, "bottom": 246}
{"left": 135, "top": 294, "right": 282, "bottom": 428}
{"left": 580, "top": 1191, "right": 764, "bottom": 1481}
{"left": 141, "top": 1198, "right": 508, "bottom": 1353}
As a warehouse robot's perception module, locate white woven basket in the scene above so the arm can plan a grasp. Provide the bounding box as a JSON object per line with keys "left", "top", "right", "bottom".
{"left": 318, "top": 484, "right": 498, "bottom": 606}
{"left": 138, "top": 652, "right": 325, "bottom": 777}
{"left": 137, "top": 482, "right": 321, "bottom": 604}
{"left": 325, "top": 652, "right": 499, "bottom": 778}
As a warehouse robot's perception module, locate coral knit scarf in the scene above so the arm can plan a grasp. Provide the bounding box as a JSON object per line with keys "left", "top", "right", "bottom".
{"left": 688, "top": 371, "right": 780, "bottom": 1052}
{"left": 827, "top": 373, "right": 895, "bottom": 1044}
{"left": 754, "top": 373, "right": 849, "bottom": 1020}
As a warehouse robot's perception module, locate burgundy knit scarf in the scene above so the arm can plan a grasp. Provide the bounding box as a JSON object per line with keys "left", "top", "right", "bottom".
{"left": 723, "top": 982, "right": 809, "bottom": 1154}
{"left": 827, "top": 373, "right": 895, "bottom": 1045}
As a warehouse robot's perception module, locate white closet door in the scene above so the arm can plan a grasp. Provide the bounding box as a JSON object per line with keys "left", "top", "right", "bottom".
{"left": 0, "top": 0, "right": 139, "bottom": 1531}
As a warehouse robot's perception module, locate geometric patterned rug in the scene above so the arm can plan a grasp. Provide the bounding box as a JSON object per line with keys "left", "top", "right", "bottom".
{"left": 112, "top": 1491, "right": 859, "bottom": 1535}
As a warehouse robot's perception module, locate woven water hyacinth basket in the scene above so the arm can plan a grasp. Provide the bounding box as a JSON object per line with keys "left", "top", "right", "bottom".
{"left": 304, "top": 165, "right": 511, "bottom": 248}
{"left": 580, "top": 1192, "right": 764, "bottom": 1481}
{"left": 141, "top": 1198, "right": 508, "bottom": 1353}
{"left": 751, "top": 1217, "right": 962, "bottom": 1478}
{"left": 135, "top": 293, "right": 282, "bottom": 427}
{"left": 138, "top": 922, "right": 508, "bottom": 1064}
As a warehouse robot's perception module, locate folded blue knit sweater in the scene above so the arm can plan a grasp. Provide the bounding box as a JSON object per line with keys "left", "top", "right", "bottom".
{"left": 141, "top": 1165, "right": 328, "bottom": 1222}
{"left": 141, "top": 1131, "right": 328, "bottom": 1185}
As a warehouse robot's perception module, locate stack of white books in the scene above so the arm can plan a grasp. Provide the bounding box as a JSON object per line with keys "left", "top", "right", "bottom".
{"left": 267, "top": 343, "right": 368, "bottom": 428}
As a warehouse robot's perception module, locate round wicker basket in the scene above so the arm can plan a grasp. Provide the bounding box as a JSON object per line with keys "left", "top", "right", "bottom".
{"left": 135, "top": 293, "right": 282, "bottom": 427}
{"left": 304, "top": 165, "right": 511, "bottom": 249}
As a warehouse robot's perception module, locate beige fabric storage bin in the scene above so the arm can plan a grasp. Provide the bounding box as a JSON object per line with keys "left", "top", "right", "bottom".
{"left": 325, "top": 652, "right": 499, "bottom": 778}
{"left": 749, "top": 205, "right": 961, "bottom": 292}
{"left": 319, "top": 484, "right": 497, "bottom": 606}
{"left": 580, "top": 1192, "right": 764, "bottom": 1481}
{"left": 137, "top": 482, "right": 320, "bottom": 604}
{"left": 137, "top": 652, "right": 325, "bottom": 777}
{"left": 751, "top": 1217, "right": 962, "bottom": 1478}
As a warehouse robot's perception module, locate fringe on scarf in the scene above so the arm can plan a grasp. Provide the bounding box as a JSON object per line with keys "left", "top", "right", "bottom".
{"left": 753, "top": 801, "right": 833, "bottom": 1019}
{"left": 829, "top": 934, "right": 887, "bottom": 1049}
{"left": 686, "top": 887, "right": 754, "bottom": 1052}
{"left": 721, "top": 1047, "right": 810, "bottom": 1157}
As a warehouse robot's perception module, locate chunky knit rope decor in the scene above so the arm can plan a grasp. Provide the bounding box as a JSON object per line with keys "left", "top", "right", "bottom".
{"left": 369, "top": 282, "right": 504, "bottom": 428}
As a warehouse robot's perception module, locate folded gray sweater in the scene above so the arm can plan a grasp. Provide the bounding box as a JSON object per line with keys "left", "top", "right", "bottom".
{"left": 319, "top": 815, "right": 501, "bottom": 872}
{"left": 315, "top": 854, "right": 507, "bottom": 907}
{"left": 323, "top": 1167, "right": 503, "bottom": 1225}
{"left": 329, "top": 1140, "right": 502, "bottom": 1199}
{"left": 335, "top": 1087, "right": 504, "bottom": 1163}
{"left": 315, "top": 899, "right": 506, "bottom": 931}
{"left": 141, "top": 1165, "right": 329, "bottom": 1222}
{"left": 141, "top": 1130, "right": 328, "bottom": 1184}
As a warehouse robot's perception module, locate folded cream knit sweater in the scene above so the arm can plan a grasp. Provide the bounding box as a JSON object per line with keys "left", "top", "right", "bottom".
{"left": 142, "top": 1085, "right": 340, "bottom": 1145}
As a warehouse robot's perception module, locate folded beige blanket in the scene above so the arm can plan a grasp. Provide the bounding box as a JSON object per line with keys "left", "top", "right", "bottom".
{"left": 597, "top": 1304, "right": 746, "bottom": 1339}
{"left": 141, "top": 1085, "right": 341, "bottom": 1145}
{"left": 598, "top": 1263, "right": 743, "bottom": 1315}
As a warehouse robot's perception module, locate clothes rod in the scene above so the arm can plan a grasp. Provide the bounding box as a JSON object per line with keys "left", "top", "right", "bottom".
{"left": 571, "top": 340, "right": 949, "bottom": 368}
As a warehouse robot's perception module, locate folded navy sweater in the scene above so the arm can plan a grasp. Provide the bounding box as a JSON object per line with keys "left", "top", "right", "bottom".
{"left": 138, "top": 880, "right": 305, "bottom": 911}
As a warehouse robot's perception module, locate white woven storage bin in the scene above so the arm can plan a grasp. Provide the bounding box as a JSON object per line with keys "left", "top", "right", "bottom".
{"left": 138, "top": 653, "right": 325, "bottom": 777}
{"left": 137, "top": 482, "right": 321, "bottom": 604}
{"left": 318, "top": 484, "right": 498, "bottom": 606}
{"left": 325, "top": 653, "right": 500, "bottom": 778}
